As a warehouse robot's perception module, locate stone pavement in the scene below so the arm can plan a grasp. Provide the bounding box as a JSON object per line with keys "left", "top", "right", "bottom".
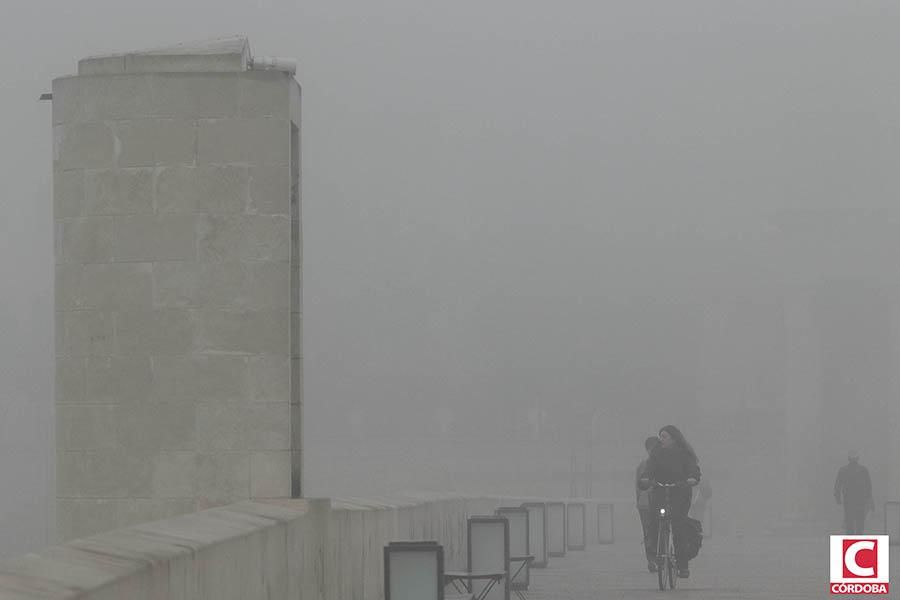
{"left": 524, "top": 534, "right": 899, "bottom": 599}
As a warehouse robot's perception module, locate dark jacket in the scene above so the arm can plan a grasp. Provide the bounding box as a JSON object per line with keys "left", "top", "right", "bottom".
{"left": 834, "top": 462, "right": 872, "bottom": 508}
{"left": 644, "top": 444, "right": 701, "bottom": 516}
{"left": 636, "top": 459, "right": 652, "bottom": 508}
{"left": 644, "top": 444, "right": 701, "bottom": 484}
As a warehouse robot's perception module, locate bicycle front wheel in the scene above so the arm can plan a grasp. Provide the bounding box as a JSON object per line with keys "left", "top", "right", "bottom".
{"left": 657, "top": 525, "right": 668, "bottom": 591}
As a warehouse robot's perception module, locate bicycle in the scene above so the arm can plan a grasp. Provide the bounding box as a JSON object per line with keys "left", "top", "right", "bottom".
{"left": 645, "top": 479, "right": 699, "bottom": 590}
{"left": 654, "top": 482, "right": 681, "bottom": 590}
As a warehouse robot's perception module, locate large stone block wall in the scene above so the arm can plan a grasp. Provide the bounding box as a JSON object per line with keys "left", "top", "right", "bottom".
{"left": 52, "top": 68, "right": 303, "bottom": 541}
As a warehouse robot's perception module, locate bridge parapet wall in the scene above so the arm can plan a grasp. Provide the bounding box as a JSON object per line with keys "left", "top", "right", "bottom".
{"left": 0, "top": 494, "right": 502, "bottom": 600}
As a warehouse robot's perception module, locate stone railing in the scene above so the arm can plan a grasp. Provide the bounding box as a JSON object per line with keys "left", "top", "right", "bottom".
{"left": 0, "top": 494, "right": 498, "bottom": 600}
{"left": 0, "top": 494, "right": 633, "bottom": 599}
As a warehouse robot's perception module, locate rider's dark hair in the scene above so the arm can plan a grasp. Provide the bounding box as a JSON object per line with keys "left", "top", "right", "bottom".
{"left": 658, "top": 425, "right": 699, "bottom": 464}
{"left": 644, "top": 436, "right": 659, "bottom": 452}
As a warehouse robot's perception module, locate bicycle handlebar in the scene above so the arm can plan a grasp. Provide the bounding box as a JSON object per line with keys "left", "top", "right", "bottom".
{"left": 638, "top": 478, "right": 697, "bottom": 491}
{"left": 652, "top": 480, "right": 696, "bottom": 488}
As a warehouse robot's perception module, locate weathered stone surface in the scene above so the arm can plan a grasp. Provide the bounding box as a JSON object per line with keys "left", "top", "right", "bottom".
{"left": 196, "top": 309, "right": 289, "bottom": 355}
{"left": 239, "top": 71, "right": 290, "bottom": 118}
{"left": 247, "top": 262, "right": 291, "bottom": 310}
{"left": 129, "top": 498, "right": 197, "bottom": 527}
{"left": 54, "top": 170, "right": 85, "bottom": 218}
{"left": 248, "top": 165, "right": 290, "bottom": 215}
{"left": 56, "top": 357, "right": 86, "bottom": 404}
{"left": 58, "top": 122, "right": 116, "bottom": 170}
{"left": 248, "top": 356, "right": 290, "bottom": 403}
{"left": 291, "top": 387, "right": 302, "bottom": 454}
{"left": 151, "top": 262, "right": 207, "bottom": 308}
{"left": 115, "top": 401, "right": 196, "bottom": 452}
{"left": 54, "top": 40, "right": 303, "bottom": 542}
{"left": 289, "top": 79, "right": 302, "bottom": 126}
{"left": 194, "top": 453, "right": 251, "bottom": 508}
{"left": 125, "top": 51, "right": 246, "bottom": 75}
{"left": 79, "top": 36, "right": 250, "bottom": 75}
{"left": 56, "top": 498, "right": 134, "bottom": 540}
{"left": 113, "top": 215, "right": 195, "bottom": 261}
{"left": 154, "top": 166, "right": 197, "bottom": 213}
{"left": 151, "top": 355, "right": 249, "bottom": 403}
{"left": 80, "top": 263, "right": 153, "bottom": 309}
{"left": 152, "top": 452, "right": 197, "bottom": 499}
{"left": 78, "top": 55, "right": 126, "bottom": 76}
{"left": 291, "top": 449, "right": 302, "bottom": 499}
{"left": 153, "top": 261, "right": 290, "bottom": 310}
{"left": 63, "top": 73, "right": 244, "bottom": 122}
{"left": 57, "top": 310, "right": 115, "bottom": 357}
{"left": 56, "top": 405, "right": 118, "bottom": 451}
{"left": 291, "top": 265, "right": 302, "bottom": 311}
{"left": 86, "top": 357, "right": 154, "bottom": 404}
{"left": 140, "top": 73, "right": 241, "bottom": 118}
{"left": 77, "top": 74, "right": 149, "bottom": 121}
{"left": 52, "top": 75, "right": 81, "bottom": 125}
{"left": 199, "top": 166, "right": 250, "bottom": 213}
{"left": 291, "top": 311, "right": 301, "bottom": 359}
{"left": 55, "top": 264, "right": 83, "bottom": 310}
{"left": 115, "top": 120, "right": 195, "bottom": 167}
{"left": 84, "top": 169, "right": 154, "bottom": 216}
{"left": 196, "top": 403, "right": 290, "bottom": 451}
{"left": 250, "top": 451, "right": 291, "bottom": 498}
{"left": 57, "top": 217, "right": 114, "bottom": 263}
{"left": 196, "top": 214, "right": 290, "bottom": 262}
{"left": 290, "top": 357, "right": 302, "bottom": 407}
{"left": 57, "top": 450, "right": 153, "bottom": 499}
{"left": 197, "top": 118, "right": 289, "bottom": 165}
{"left": 156, "top": 165, "right": 249, "bottom": 214}
{"left": 114, "top": 310, "right": 195, "bottom": 356}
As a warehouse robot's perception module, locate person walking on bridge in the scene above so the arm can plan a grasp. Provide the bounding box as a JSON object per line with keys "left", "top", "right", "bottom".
{"left": 834, "top": 450, "right": 874, "bottom": 535}
{"left": 636, "top": 435, "right": 660, "bottom": 572}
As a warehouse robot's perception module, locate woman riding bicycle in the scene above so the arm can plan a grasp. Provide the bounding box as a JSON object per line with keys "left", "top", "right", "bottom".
{"left": 641, "top": 425, "right": 701, "bottom": 578}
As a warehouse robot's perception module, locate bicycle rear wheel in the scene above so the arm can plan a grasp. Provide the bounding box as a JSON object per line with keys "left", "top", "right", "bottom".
{"left": 667, "top": 551, "right": 677, "bottom": 589}
{"left": 657, "top": 525, "right": 668, "bottom": 591}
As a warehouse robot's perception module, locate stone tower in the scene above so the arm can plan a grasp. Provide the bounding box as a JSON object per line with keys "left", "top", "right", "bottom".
{"left": 52, "top": 37, "right": 302, "bottom": 540}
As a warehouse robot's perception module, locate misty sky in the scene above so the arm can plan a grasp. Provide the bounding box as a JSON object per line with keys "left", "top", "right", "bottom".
{"left": 3, "top": 0, "right": 900, "bottom": 555}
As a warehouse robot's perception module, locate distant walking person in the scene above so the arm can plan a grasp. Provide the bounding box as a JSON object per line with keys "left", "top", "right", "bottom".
{"left": 636, "top": 436, "right": 660, "bottom": 572}
{"left": 834, "top": 450, "right": 874, "bottom": 535}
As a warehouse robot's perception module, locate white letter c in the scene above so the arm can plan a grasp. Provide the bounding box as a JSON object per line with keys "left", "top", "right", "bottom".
{"left": 845, "top": 541, "right": 876, "bottom": 577}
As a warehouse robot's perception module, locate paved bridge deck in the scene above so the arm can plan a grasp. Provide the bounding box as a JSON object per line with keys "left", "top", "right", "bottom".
{"left": 524, "top": 534, "right": 897, "bottom": 599}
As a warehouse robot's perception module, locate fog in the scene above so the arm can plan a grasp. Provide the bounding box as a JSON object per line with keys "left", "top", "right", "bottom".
{"left": 2, "top": 0, "right": 900, "bottom": 556}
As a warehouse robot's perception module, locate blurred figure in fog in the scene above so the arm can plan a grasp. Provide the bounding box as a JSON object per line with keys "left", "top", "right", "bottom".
{"left": 636, "top": 435, "right": 660, "bottom": 572}
{"left": 641, "top": 425, "right": 701, "bottom": 579}
{"left": 834, "top": 450, "right": 874, "bottom": 534}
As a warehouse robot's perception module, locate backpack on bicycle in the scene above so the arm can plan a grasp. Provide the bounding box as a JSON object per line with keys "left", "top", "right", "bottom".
{"left": 683, "top": 517, "right": 703, "bottom": 561}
